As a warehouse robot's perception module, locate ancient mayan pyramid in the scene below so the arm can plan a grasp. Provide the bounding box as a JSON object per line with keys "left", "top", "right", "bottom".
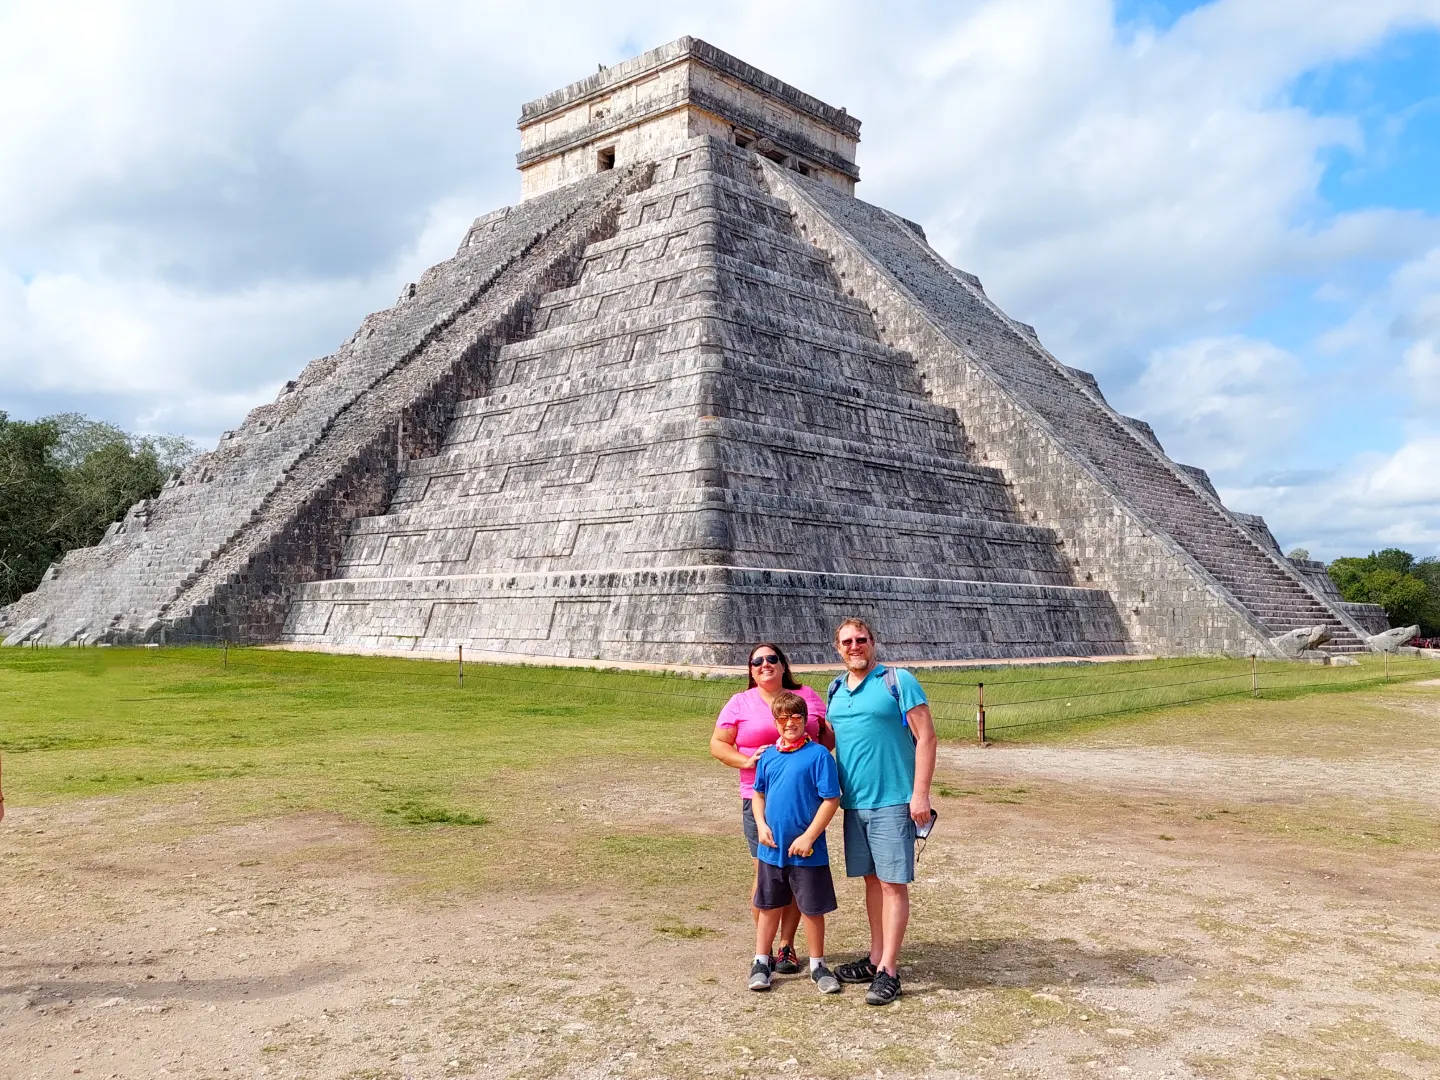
{"left": 3, "top": 38, "right": 1386, "bottom": 662}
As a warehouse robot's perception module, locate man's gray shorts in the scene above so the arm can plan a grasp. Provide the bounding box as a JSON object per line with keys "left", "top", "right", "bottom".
{"left": 842, "top": 804, "right": 915, "bottom": 884}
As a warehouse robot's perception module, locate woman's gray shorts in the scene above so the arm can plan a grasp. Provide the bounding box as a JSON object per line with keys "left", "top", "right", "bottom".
{"left": 741, "top": 798, "right": 760, "bottom": 859}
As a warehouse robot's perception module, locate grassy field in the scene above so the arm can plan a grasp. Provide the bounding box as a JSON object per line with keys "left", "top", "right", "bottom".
{"left": 5, "top": 645, "right": 1440, "bottom": 1079}
{"left": 2, "top": 645, "right": 1436, "bottom": 891}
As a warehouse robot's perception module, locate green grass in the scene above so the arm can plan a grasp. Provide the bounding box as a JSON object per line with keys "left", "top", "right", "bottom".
{"left": 3, "top": 646, "right": 1436, "bottom": 827}
{"left": 4, "top": 647, "right": 1437, "bottom": 796}
{"left": 921, "top": 652, "right": 1440, "bottom": 739}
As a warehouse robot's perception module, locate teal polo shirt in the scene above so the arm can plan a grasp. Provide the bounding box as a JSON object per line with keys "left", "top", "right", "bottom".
{"left": 828, "top": 664, "right": 927, "bottom": 810}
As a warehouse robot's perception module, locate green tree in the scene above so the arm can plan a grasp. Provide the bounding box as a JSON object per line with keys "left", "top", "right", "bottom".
{"left": 0, "top": 412, "right": 199, "bottom": 606}
{"left": 1328, "top": 549, "right": 1440, "bottom": 636}
{"left": 1372, "top": 547, "right": 1415, "bottom": 575}
{"left": 0, "top": 413, "right": 65, "bottom": 604}
{"left": 1413, "top": 557, "right": 1440, "bottom": 593}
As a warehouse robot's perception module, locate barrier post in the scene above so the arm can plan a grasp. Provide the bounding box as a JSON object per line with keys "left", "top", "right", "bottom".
{"left": 223, "top": 640, "right": 228, "bottom": 669}
{"left": 976, "top": 682, "right": 987, "bottom": 745}
{"left": 458, "top": 644, "right": 464, "bottom": 686}
{"left": 1385, "top": 651, "right": 1390, "bottom": 679}
{"left": 1251, "top": 654, "right": 1258, "bottom": 698}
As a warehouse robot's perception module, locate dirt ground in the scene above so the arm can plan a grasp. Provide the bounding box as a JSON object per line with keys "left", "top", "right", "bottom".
{"left": 5, "top": 687, "right": 1440, "bottom": 1080}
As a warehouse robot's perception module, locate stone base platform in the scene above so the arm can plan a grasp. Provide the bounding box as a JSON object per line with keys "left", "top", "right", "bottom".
{"left": 280, "top": 564, "right": 1128, "bottom": 665}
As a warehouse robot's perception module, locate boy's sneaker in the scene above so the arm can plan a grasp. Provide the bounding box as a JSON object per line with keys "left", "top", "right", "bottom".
{"left": 834, "top": 957, "right": 878, "bottom": 984}
{"left": 748, "top": 958, "right": 773, "bottom": 992}
{"left": 774, "top": 944, "right": 800, "bottom": 974}
{"left": 811, "top": 963, "right": 841, "bottom": 994}
{"left": 865, "top": 970, "right": 901, "bottom": 1006}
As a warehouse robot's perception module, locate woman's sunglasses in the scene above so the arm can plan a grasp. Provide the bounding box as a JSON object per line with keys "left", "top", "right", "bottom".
{"left": 749, "top": 654, "right": 782, "bottom": 667}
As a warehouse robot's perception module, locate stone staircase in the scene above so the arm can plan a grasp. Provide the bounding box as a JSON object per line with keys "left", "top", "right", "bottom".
{"left": 281, "top": 137, "right": 1127, "bottom": 662}
{"left": 767, "top": 164, "right": 1366, "bottom": 655}
{"left": 2, "top": 166, "right": 646, "bottom": 645}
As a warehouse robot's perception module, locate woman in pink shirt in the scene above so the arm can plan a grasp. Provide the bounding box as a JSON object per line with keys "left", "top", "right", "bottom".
{"left": 710, "top": 642, "right": 832, "bottom": 974}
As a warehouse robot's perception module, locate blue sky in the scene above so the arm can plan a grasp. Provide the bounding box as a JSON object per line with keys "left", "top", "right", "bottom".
{"left": 2, "top": 0, "right": 1439, "bottom": 561}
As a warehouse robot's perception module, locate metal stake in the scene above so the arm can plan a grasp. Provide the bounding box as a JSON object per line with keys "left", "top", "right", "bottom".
{"left": 976, "top": 682, "right": 987, "bottom": 745}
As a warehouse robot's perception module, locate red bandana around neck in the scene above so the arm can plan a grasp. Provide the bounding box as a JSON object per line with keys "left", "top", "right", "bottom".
{"left": 776, "top": 732, "right": 809, "bottom": 753}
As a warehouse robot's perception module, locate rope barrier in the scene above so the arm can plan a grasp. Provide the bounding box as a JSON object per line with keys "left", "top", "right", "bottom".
{"left": 982, "top": 687, "right": 1256, "bottom": 733}
{"left": 919, "top": 654, "right": 1235, "bottom": 689}
{"left": 981, "top": 670, "right": 1256, "bottom": 709}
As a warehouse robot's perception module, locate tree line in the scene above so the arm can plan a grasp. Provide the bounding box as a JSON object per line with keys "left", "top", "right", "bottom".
{"left": 0, "top": 412, "right": 198, "bottom": 606}
{"left": 1326, "top": 548, "right": 1440, "bottom": 636}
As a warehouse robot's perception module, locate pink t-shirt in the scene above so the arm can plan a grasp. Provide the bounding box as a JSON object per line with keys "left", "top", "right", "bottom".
{"left": 715, "top": 685, "right": 827, "bottom": 799}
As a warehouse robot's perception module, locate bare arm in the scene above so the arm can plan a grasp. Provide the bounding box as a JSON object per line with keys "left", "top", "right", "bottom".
{"left": 752, "top": 789, "right": 776, "bottom": 848}
{"left": 709, "top": 725, "right": 763, "bottom": 770}
{"left": 907, "top": 703, "right": 937, "bottom": 827}
{"left": 806, "top": 689, "right": 836, "bottom": 751}
{"left": 789, "top": 796, "right": 840, "bottom": 857}
{"left": 814, "top": 714, "right": 836, "bottom": 751}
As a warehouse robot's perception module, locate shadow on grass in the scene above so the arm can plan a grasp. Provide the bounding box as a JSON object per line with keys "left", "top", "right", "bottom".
{"left": 905, "top": 936, "right": 1192, "bottom": 992}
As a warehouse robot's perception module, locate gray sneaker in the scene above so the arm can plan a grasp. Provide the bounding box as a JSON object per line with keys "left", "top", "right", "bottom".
{"left": 748, "top": 958, "right": 773, "bottom": 992}
{"left": 811, "top": 963, "right": 841, "bottom": 994}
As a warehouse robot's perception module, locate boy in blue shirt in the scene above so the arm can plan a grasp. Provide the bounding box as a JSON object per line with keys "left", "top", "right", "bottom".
{"left": 748, "top": 691, "right": 843, "bottom": 994}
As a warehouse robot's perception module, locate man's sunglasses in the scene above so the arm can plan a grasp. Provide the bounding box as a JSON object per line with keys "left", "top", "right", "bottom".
{"left": 749, "top": 654, "right": 782, "bottom": 667}
{"left": 838, "top": 636, "right": 870, "bottom": 647}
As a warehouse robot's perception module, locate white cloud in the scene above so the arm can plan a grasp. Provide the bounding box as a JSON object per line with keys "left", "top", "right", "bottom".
{"left": 1405, "top": 340, "right": 1440, "bottom": 403}
{"left": 855, "top": 0, "right": 1440, "bottom": 370}
{"left": 1119, "top": 336, "right": 1309, "bottom": 470}
{"left": 1223, "top": 432, "right": 1440, "bottom": 559}
{"left": 1357, "top": 434, "right": 1440, "bottom": 508}
{"left": 1319, "top": 243, "right": 1440, "bottom": 402}
{"left": 3, "top": 0, "right": 1440, "bottom": 557}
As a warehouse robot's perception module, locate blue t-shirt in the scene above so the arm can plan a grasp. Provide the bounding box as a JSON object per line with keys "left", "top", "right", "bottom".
{"left": 828, "top": 664, "right": 927, "bottom": 810}
{"left": 752, "top": 740, "right": 840, "bottom": 868}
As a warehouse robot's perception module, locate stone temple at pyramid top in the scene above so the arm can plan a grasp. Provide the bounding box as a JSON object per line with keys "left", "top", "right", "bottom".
{"left": 516, "top": 36, "right": 861, "bottom": 199}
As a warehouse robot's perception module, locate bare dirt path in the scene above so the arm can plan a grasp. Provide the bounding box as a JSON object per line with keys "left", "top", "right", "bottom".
{"left": 942, "top": 743, "right": 1440, "bottom": 805}
{"left": 5, "top": 689, "right": 1440, "bottom": 1080}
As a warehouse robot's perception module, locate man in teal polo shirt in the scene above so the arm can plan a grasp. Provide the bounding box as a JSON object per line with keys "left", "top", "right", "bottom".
{"left": 827, "top": 617, "right": 937, "bottom": 1005}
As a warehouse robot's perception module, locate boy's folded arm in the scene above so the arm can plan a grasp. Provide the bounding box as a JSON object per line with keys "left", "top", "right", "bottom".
{"left": 799, "top": 796, "right": 841, "bottom": 846}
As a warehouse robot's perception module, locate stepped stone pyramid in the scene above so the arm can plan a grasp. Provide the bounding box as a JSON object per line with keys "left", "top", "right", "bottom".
{"left": 3, "top": 37, "right": 1381, "bottom": 662}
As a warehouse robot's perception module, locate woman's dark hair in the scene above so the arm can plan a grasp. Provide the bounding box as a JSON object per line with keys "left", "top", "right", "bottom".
{"left": 747, "top": 641, "right": 801, "bottom": 690}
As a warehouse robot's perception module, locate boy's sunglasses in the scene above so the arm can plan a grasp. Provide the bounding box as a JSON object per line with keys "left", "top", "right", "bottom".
{"left": 749, "top": 654, "right": 782, "bottom": 667}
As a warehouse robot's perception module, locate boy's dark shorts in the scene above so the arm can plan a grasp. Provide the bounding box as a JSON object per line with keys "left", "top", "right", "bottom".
{"left": 753, "top": 861, "right": 838, "bottom": 916}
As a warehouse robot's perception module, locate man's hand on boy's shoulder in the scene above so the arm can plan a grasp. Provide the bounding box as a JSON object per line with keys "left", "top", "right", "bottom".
{"left": 745, "top": 745, "right": 769, "bottom": 768}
